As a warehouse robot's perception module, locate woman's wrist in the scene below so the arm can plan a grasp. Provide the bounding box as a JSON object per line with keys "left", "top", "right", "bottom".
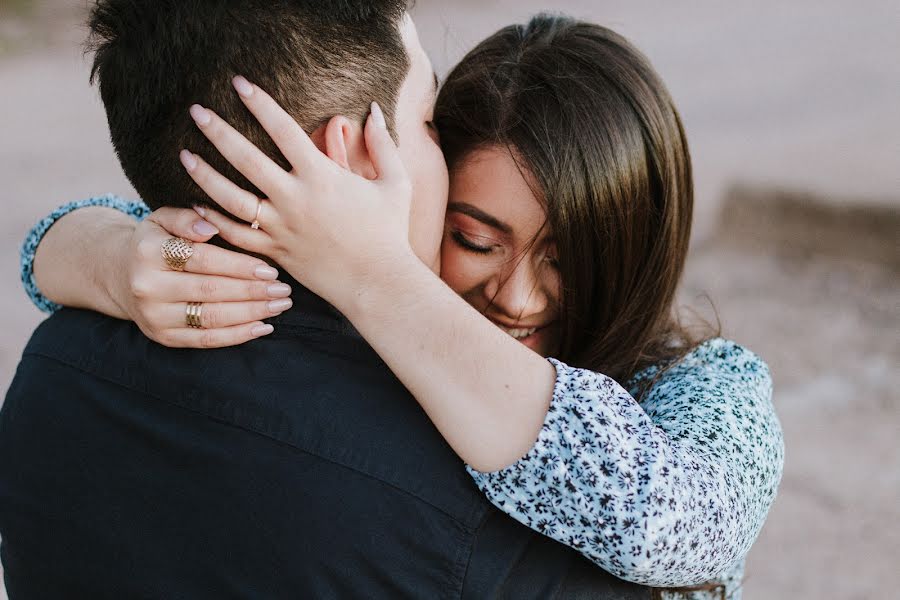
{"left": 100, "top": 222, "right": 140, "bottom": 320}
{"left": 31, "top": 207, "right": 135, "bottom": 319}
{"left": 339, "top": 246, "right": 428, "bottom": 325}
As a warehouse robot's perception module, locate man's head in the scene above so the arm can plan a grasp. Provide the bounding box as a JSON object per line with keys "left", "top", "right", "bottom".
{"left": 89, "top": 0, "right": 448, "bottom": 270}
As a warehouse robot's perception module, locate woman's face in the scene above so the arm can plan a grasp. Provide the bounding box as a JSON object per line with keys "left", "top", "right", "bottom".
{"left": 440, "top": 146, "right": 562, "bottom": 357}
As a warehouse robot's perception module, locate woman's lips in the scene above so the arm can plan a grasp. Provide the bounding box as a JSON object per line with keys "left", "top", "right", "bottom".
{"left": 492, "top": 320, "right": 555, "bottom": 348}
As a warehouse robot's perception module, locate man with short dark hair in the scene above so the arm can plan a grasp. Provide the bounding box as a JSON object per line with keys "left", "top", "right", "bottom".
{"left": 0, "top": 1, "right": 646, "bottom": 597}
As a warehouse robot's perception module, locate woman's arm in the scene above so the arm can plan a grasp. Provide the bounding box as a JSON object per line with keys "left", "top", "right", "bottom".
{"left": 467, "top": 341, "right": 784, "bottom": 586}
{"left": 22, "top": 197, "right": 293, "bottom": 347}
{"left": 200, "top": 155, "right": 784, "bottom": 584}
{"left": 341, "top": 248, "right": 784, "bottom": 584}
{"left": 181, "top": 85, "right": 556, "bottom": 472}
{"left": 24, "top": 196, "right": 151, "bottom": 315}
{"left": 182, "top": 80, "right": 783, "bottom": 584}
{"left": 346, "top": 251, "right": 557, "bottom": 473}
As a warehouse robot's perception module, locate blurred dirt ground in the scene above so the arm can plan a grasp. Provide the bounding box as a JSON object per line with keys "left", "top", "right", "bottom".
{"left": 1, "top": 2, "right": 898, "bottom": 598}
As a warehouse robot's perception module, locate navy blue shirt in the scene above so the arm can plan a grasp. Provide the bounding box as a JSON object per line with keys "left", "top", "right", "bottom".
{"left": 0, "top": 289, "right": 647, "bottom": 599}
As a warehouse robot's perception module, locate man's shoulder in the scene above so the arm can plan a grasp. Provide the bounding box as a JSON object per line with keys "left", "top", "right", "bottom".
{"left": 18, "top": 308, "right": 488, "bottom": 528}
{"left": 10, "top": 310, "right": 651, "bottom": 598}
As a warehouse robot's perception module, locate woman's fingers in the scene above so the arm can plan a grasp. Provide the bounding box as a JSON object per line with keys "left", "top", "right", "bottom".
{"left": 365, "top": 102, "right": 408, "bottom": 183}
{"left": 159, "top": 299, "right": 292, "bottom": 330}
{"left": 199, "top": 208, "right": 273, "bottom": 256}
{"left": 188, "top": 104, "right": 290, "bottom": 198}
{"left": 180, "top": 150, "right": 269, "bottom": 226}
{"left": 175, "top": 241, "right": 279, "bottom": 281}
{"left": 160, "top": 321, "right": 275, "bottom": 349}
{"left": 144, "top": 273, "right": 292, "bottom": 304}
{"left": 231, "top": 76, "right": 325, "bottom": 172}
{"left": 148, "top": 206, "right": 220, "bottom": 242}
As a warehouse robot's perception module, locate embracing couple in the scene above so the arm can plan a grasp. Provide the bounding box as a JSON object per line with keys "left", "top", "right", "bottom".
{"left": 0, "top": 1, "right": 783, "bottom": 598}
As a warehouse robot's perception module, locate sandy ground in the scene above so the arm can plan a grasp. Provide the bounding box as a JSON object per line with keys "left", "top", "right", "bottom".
{"left": 0, "top": 2, "right": 897, "bottom": 598}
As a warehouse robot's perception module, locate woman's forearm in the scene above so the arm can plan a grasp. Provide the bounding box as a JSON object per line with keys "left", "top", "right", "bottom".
{"left": 342, "top": 251, "right": 556, "bottom": 473}
{"left": 33, "top": 207, "right": 135, "bottom": 319}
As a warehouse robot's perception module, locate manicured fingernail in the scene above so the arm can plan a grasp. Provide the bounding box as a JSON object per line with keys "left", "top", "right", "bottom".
{"left": 189, "top": 104, "right": 211, "bottom": 126}
{"left": 254, "top": 265, "right": 279, "bottom": 280}
{"left": 233, "top": 76, "right": 254, "bottom": 98}
{"left": 193, "top": 205, "right": 207, "bottom": 218}
{"left": 251, "top": 324, "right": 274, "bottom": 337}
{"left": 268, "top": 298, "right": 293, "bottom": 313}
{"left": 180, "top": 149, "right": 198, "bottom": 172}
{"left": 192, "top": 220, "right": 218, "bottom": 236}
{"left": 267, "top": 283, "right": 292, "bottom": 298}
{"left": 370, "top": 102, "right": 386, "bottom": 129}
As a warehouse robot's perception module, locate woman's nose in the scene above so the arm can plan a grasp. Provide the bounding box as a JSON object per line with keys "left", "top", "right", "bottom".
{"left": 487, "top": 259, "right": 548, "bottom": 321}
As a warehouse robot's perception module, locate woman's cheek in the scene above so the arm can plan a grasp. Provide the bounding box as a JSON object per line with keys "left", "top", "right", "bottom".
{"left": 439, "top": 240, "right": 471, "bottom": 294}
{"left": 440, "top": 240, "right": 494, "bottom": 296}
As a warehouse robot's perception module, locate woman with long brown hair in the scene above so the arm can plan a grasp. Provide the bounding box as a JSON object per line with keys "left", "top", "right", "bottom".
{"left": 21, "top": 14, "right": 782, "bottom": 598}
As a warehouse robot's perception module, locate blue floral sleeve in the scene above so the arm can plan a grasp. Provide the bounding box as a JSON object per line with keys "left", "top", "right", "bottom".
{"left": 21, "top": 195, "right": 151, "bottom": 313}
{"left": 466, "top": 338, "right": 784, "bottom": 593}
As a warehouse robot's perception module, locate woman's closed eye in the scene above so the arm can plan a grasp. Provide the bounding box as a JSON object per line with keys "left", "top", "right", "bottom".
{"left": 450, "top": 230, "right": 496, "bottom": 254}
{"left": 544, "top": 254, "right": 560, "bottom": 270}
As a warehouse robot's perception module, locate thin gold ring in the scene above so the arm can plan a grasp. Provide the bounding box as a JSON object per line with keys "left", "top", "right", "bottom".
{"left": 251, "top": 199, "right": 263, "bottom": 230}
{"left": 186, "top": 302, "right": 203, "bottom": 329}
{"left": 161, "top": 237, "right": 194, "bottom": 271}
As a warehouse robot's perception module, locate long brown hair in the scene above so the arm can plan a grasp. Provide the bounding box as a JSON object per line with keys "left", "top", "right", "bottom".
{"left": 435, "top": 14, "right": 715, "bottom": 386}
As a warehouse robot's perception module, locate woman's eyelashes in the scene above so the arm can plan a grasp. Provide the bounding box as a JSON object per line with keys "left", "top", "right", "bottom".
{"left": 450, "top": 230, "right": 495, "bottom": 254}
{"left": 544, "top": 254, "right": 560, "bottom": 270}
{"left": 451, "top": 229, "right": 560, "bottom": 271}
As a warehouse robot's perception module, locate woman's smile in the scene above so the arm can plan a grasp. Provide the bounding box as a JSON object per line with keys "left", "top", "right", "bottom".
{"left": 489, "top": 318, "right": 558, "bottom": 350}
{"left": 440, "top": 147, "right": 562, "bottom": 357}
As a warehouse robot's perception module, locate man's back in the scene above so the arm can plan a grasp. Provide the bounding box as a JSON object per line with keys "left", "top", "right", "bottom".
{"left": 0, "top": 295, "right": 647, "bottom": 599}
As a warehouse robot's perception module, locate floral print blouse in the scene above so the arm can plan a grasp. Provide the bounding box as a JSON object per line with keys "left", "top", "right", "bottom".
{"left": 21, "top": 197, "right": 784, "bottom": 599}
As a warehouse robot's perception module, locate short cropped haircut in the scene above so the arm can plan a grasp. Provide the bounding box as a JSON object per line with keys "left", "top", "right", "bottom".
{"left": 88, "top": 0, "right": 410, "bottom": 210}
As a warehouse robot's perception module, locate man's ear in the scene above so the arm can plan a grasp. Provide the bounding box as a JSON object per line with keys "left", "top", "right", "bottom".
{"left": 311, "top": 115, "right": 377, "bottom": 180}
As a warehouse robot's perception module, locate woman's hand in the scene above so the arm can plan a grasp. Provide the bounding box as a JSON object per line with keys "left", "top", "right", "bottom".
{"left": 178, "top": 76, "right": 415, "bottom": 311}
{"left": 111, "top": 207, "right": 294, "bottom": 348}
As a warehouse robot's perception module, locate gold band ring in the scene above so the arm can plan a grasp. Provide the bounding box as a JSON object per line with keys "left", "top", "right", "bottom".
{"left": 186, "top": 302, "right": 203, "bottom": 329}
{"left": 161, "top": 237, "right": 194, "bottom": 271}
{"left": 251, "top": 199, "right": 263, "bottom": 230}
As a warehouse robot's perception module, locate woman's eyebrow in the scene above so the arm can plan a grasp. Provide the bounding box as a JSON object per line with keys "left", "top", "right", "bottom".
{"left": 447, "top": 202, "right": 512, "bottom": 234}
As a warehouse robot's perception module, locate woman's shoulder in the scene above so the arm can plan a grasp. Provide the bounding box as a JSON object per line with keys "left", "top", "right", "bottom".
{"left": 678, "top": 337, "right": 769, "bottom": 380}
{"left": 626, "top": 337, "right": 774, "bottom": 417}
{"left": 629, "top": 338, "right": 782, "bottom": 468}
{"left": 633, "top": 337, "right": 770, "bottom": 388}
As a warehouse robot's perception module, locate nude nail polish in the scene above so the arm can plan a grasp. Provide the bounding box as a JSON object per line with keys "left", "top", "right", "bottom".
{"left": 267, "top": 283, "right": 292, "bottom": 298}
{"left": 233, "top": 76, "right": 254, "bottom": 98}
{"left": 268, "top": 299, "right": 293, "bottom": 313}
{"left": 192, "top": 220, "right": 218, "bottom": 236}
{"left": 180, "top": 150, "right": 198, "bottom": 172}
{"left": 189, "top": 104, "right": 211, "bottom": 126}
{"left": 251, "top": 324, "right": 274, "bottom": 337}
{"left": 254, "top": 265, "right": 279, "bottom": 280}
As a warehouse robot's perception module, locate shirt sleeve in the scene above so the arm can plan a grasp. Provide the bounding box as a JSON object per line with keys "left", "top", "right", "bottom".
{"left": 465, "top": 339, "right": 784, "bottom": 587}
{"left": 20, "top": 195, "right": 151, "bottom": 313}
